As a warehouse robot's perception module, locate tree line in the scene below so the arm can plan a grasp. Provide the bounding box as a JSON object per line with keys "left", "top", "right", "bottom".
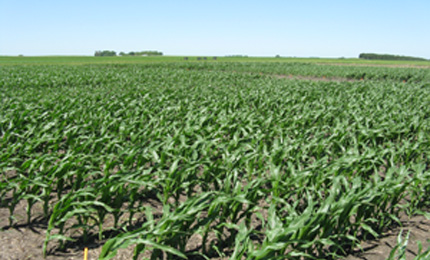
{"left": 359, "top": 53, "right": 428, "bottom": 61}
{"left": 94, "top": 50, "right": 163, "bottom": 57}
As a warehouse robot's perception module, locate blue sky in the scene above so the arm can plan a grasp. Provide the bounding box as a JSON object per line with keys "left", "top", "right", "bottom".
{"left": 1, "top": 0, "right": 430, "bottom": 58}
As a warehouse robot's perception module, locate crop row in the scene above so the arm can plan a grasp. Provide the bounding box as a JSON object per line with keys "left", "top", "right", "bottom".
{"left": 1, "top": 63, "right": 430, "bottom": 259}
{"left": 163, "top": 62, "right": 430, "bottom": 82}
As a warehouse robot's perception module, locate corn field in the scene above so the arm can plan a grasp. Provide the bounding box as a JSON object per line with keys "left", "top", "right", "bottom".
{"left": 1, "top": 62, "right": 430, "bottom": 259}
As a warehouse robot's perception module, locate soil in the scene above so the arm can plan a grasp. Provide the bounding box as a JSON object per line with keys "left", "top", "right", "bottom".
{"left": 1, "top": 197, "right": 429, "bottom": 260}
{"left": 345, "top": 214, "right": 430, "bottom": 260}
{"left": 0, "top": 199, "right": 135, "bottom": 260}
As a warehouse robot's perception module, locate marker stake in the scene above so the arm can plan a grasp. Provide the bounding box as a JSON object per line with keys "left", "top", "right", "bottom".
{"left": 84, "top": 247, "right": 88, "bottom": 260}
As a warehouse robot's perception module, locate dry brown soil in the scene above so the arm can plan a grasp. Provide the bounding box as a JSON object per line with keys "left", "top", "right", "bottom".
{"left": 1, "top": 199, "right": 429, "bottom": 260}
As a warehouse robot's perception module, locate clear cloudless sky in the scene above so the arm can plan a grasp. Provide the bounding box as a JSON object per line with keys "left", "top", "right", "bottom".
{"left": 1, "top": 0, "right": 430, "bottom": 58}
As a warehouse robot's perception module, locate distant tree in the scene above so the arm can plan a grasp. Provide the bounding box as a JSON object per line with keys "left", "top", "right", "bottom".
{"left": 94, "top": 50, "right": 116, "bottom": 57}
{"left": 119, "top": 50, "right": 163, "bottom": 56}
{"left": 359, "top": 53, "right": 427, "bottom": 61}
{"left": 225, "top": 55, "right": 248, "bottom": 58}
{"left": 138, "top": 51, "right": 163, "bottom": 56}
{"left": 96, "top": 50, "right": 163, "bottom": 57}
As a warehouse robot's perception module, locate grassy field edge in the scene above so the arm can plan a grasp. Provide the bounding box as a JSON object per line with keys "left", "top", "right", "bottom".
{"left": 1, "top": 55, "right": 430, "bottom": 67}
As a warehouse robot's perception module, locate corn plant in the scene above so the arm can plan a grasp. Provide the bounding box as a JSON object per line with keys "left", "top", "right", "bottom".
{"left": 1, "top": 62, "right": 430, "bottom": 259}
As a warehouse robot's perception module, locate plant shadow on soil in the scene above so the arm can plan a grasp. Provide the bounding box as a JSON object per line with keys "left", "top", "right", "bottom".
{"left": 1, "top": 196, "right": 430, "bottom": 260}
